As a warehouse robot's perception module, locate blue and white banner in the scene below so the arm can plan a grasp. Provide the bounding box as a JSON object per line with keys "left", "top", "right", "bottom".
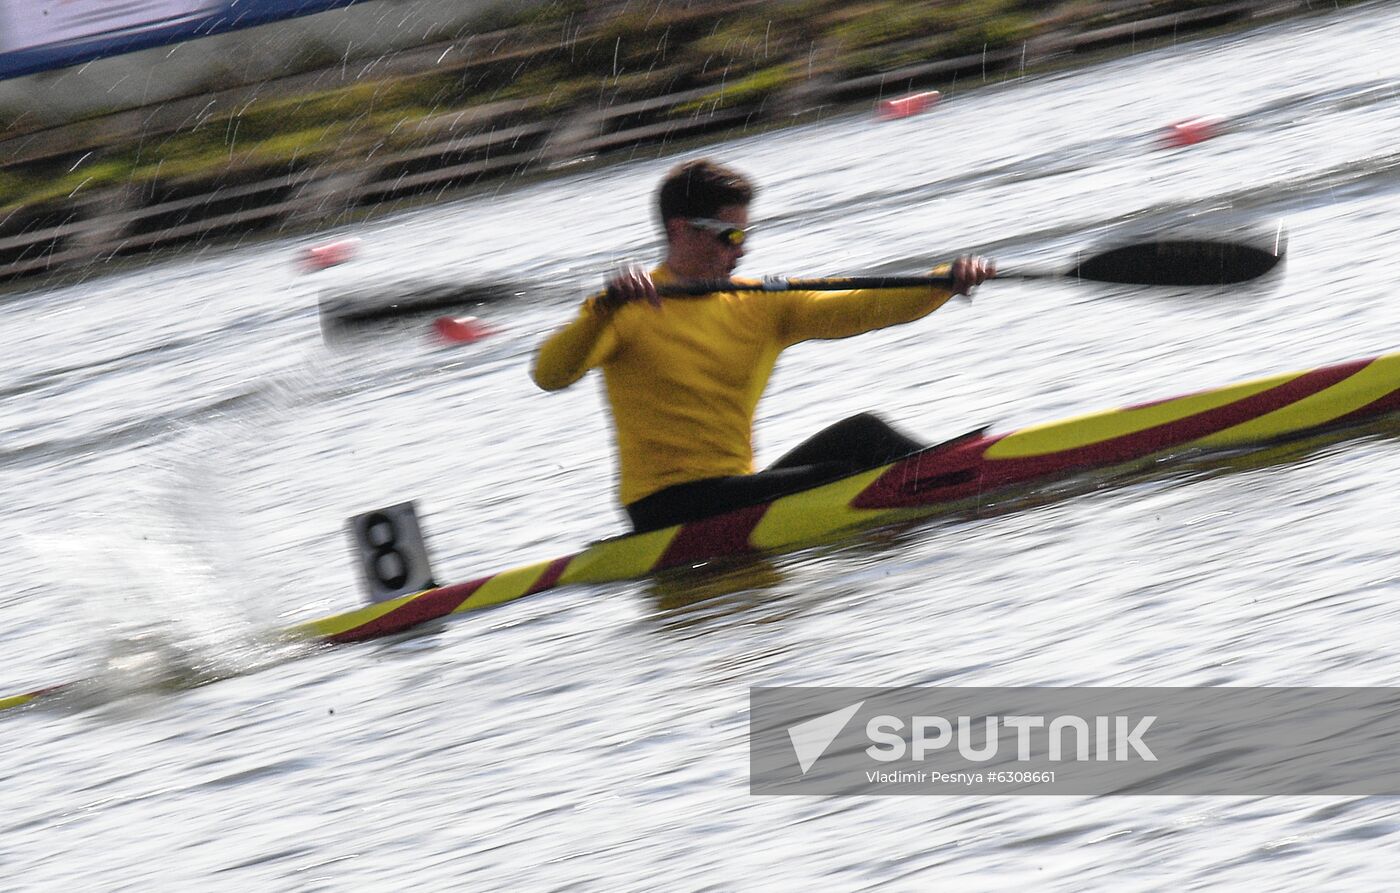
{"left": 0, "top": 0, "right": 368, "bottom": 79}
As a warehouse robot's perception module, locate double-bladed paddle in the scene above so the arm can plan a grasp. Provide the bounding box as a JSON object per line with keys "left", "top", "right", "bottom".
{"left": 320, "top": 229, "right": 1286, "bottom": 340}
{"left": 649, "top": 232, "right": 1287, "bottom": 296}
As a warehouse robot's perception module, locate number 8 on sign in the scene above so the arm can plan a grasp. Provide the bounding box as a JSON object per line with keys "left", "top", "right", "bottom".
{"left": 347, "top": 501, "right": 437, "bottom": 603}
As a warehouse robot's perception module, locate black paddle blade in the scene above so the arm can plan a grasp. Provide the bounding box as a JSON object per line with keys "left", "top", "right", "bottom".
{"left": 1068, "top": 235, "right": 1286, "bottom": 285}
{"left": 319, "top": 281, "right": 520, "bottom": 344}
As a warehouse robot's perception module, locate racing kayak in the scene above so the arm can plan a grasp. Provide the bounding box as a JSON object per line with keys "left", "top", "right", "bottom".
{"left": 5, "top": 347, "right": 1400, "bottom": 713}
{"left": 296, "top": 347, "right": 1400, "bottom": 643}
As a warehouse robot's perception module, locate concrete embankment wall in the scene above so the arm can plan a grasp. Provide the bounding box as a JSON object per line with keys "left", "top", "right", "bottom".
{"left": 0, "top": 0, "right": 1334, "bottom": 290}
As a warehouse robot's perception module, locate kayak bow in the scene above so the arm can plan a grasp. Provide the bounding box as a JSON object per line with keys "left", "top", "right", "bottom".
{"left": 6, "top": 348, "right": 1400, "bottom": 712}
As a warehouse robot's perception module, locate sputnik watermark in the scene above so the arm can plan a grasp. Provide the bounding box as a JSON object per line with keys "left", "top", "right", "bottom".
{"left": 865, "top": 712, "right": 1156, "bottom": 763}
{"left": 787, "top": 706, "right": 1154, "bottom": 777}
{"left": 786, "top": 701, "right": 863, "bottom": 774}
{"left": 750, "top": 687, "right": 1400, "bottom": 795}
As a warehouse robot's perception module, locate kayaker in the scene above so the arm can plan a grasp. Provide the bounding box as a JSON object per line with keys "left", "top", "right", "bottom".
{"left": 532, "top": 158, "right": 993, "bottom": 532}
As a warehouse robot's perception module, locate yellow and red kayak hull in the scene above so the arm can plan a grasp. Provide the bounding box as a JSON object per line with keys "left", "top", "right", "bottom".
{"left": 297, "top": 350, "right": 1400, "bottom": 644}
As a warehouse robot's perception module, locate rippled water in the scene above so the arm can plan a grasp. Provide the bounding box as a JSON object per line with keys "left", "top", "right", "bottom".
{"left": 4, "top": 4, "right": 1400, "bottom": 889}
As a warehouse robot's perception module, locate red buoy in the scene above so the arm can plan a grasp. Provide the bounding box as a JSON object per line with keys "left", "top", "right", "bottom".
{"left": 432, "top": 315, "right": 494, "bottom": 344}
{"left": 877, "top": 91, "right": 940, "bottom": 121}
{"left": 1161, "top": 116, "right": 1223, "bottom": 149}
{"left": 300, "top": 238, "right": 360, "bottom": 272}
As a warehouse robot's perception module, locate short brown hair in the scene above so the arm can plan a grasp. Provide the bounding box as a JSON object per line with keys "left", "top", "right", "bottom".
{"left": 657, "top": 159, "right": 754, "bottom": 223}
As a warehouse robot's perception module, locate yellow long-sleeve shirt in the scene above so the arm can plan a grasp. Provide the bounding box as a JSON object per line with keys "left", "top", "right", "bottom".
{"left": 532, "top": 265, "right": 954, "bottom": 506}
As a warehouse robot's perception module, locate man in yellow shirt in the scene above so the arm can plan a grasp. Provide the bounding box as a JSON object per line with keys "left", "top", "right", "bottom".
{"left": 533, "top": 159, "right": 992, "bottom": 532}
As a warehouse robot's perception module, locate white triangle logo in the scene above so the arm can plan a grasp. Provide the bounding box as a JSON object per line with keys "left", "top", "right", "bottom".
{"left": 787, "top": 701, "right": 864, "bottom": 775}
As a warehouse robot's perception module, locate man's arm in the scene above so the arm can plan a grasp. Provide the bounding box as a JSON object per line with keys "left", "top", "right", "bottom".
{"left": 531, "top": 297, "right": 616, "bottom": 391}
{"left": 533, "top": 264, "right": 660, "bottom": 390}
{"left": 776, "top": 256, "right": 993, "bottom": 345}
{"left": 777, "top": 284, "right": 954, "bottom": 344}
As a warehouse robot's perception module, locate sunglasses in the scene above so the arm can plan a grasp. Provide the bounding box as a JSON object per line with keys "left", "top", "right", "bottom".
{"left": 687, "top": 217, "right": 748, "bottom": 248}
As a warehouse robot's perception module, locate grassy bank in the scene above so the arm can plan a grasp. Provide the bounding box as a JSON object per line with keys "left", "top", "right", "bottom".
{"left": 0, "top": 0, "right": 1362, "bottom": 216}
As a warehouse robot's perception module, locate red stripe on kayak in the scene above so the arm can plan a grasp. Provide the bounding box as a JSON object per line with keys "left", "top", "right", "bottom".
{"left": 850, "top": 435, "right": 1000, "bottom": 510}
{"left": 327, "top": 579, "right": 486, "bottom": 644}
{"left": 989, "top": 359, "right": 1372, "bottom": 476}
{"left": 526, "top": 556, "right": 573, "bottom": 594}
{"left": 657, "top": 503, "right": 769, "bottom": 568}
{"left": 1322, "top": 381, "right": 1400, "bottom": 430}
{"left": 854, "top": 358, "right": 1374, "bottom": 510}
